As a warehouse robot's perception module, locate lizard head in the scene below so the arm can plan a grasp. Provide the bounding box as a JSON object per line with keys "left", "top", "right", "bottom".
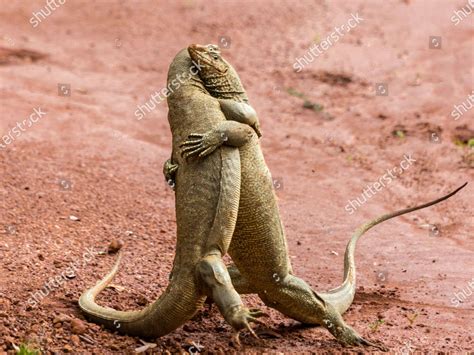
{"left": 188, "top": 44, "right": 229, "bottom": 77}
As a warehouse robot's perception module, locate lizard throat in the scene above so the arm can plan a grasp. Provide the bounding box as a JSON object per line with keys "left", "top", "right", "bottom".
{"left": 201, "top": 72, "right": 248, "bottom": 101}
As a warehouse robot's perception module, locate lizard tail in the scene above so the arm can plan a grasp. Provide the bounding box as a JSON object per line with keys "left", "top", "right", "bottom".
{"left": 79, "top": 251, "right": 204, "bottom": 338}
{"left": 319, "top": 182, "right": 467, "bottom": 314}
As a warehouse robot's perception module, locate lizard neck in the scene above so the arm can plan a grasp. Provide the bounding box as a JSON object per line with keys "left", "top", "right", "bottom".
{"left": 203, "top": 72, "right": 248, "bottom": 102}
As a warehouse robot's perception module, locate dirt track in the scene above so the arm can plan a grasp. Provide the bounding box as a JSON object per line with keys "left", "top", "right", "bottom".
{"left": 0, "top": 0, "right": 473, "bottom": 353}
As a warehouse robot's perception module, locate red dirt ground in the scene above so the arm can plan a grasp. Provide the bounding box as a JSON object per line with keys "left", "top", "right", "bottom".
{"left": 0, "top": 0, "right": 473, "bottom": 353}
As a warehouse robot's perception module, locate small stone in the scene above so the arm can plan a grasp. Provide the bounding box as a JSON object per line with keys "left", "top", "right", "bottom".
{"left": 0, "top": 299, "right": 11, "bottom": 312}
{"left": 0, "top": 324, "right": 7, "bottom": 335}
{"left": 3, "top": 336, "right": 14, "bottom": 346}
{"left": 53, "top": 313, "right": 71, "bottom": 324}
{"left": 63, "top": 344, "right": 73, "bottom": 352}
{"left": 71, "top": 334, "right": 80, "bottom": 346}
{"left": 26, "top": 332, "right": 39, "bottom": 344}
{"left": 109, "top": 344, "right": 120, "bottom": 351}
{"left": 136, "top": 294, "right": 148, "bottom": 306}
{"left": 30, "top": 324, "right": 41, "bottom": 333}
{"left": 108, "top": 240, "right": 123, "bottom": 254}
{"left": 70, "top": 318, "right": 87, "bottom": 335}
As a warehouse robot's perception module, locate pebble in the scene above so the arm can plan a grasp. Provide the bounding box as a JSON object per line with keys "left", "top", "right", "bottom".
{"left": 71, "top": 318, "right": 87, "bottom": 335}
{"left": 71, "top": 334, "right": 80, "bottom": 346}
{"left": 53, "top": 313, "right": 71, "bottom": 324}
{"left": 0, "top": 324, "right": 7, "bottom": 335}
{"left": 108, "top": 240, "right": 123, "bottom": 254}
{"left": 63, "top": 344, "right": 73, "bottom": 352}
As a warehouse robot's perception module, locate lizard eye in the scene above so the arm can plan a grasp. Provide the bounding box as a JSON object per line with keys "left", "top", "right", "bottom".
{"left": 208, "top": 45, "right": 220, "bottom": 54}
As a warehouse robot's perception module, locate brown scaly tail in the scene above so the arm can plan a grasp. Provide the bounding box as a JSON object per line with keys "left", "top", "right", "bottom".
{"left": 78, "top": 252, "right": 204, "bottom": 338}
{"left": 319, "top": 182, "right": 468, "bottom": 314}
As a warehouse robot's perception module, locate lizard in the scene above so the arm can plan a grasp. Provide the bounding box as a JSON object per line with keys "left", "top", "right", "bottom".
{"left": 174, "top": 43, "right": 468, "bottom": 349}
{"left": 79, "top": 48, "right": 267, "bottom": 341}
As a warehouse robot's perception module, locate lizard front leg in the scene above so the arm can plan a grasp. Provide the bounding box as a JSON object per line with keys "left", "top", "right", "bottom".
{"left": 197, "top": 252, "right": 267, "bottom": 346}
{"left": 162, "top": 158, "right": 178, "bottom": 189}
{"left": 218, "top": 99, "right": 262, "bottom": 138}
{"left": 180, "top": 121, "right": 255, "bottom": 159}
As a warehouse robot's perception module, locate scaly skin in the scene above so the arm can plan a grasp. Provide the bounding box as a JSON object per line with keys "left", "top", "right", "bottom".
{"left": 79, "top": 49, "right": 266, "bottom": 340}
{"left": 180, "top": 43, "right": 467, "bottom": 350}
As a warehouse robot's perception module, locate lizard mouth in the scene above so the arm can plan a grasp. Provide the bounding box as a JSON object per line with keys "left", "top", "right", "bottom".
{"left": 188, "top": 44, "right": 228, "bottom": 74}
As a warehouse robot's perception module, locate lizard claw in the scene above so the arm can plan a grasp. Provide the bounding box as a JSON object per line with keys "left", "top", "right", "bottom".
{"left": 356, "top": 337, "right": 388, "bottom": 352}
{"left": 163, "top": 159, "right": 178, "bottom": 189}
{"left": 231, "top": 330, "right": 242, "bottom": 348}
{"left": 179, "top": 131, "right": 225, "bottom": 159}
{"left": 227, "top": 306, "right": 268, "bottom": 347}
{"left": 336, "top": 325, "right": 388, "bottom": 351}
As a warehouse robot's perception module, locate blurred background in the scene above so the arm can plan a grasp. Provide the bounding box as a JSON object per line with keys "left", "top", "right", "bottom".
{"left": 0, "top": 0, "right": 472, "bottom": 353}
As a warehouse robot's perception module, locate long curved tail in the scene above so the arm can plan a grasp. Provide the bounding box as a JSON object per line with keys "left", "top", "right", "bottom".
{"left": 319, "top": 182, "right": 467, "bottom": 314}
{"left": 78, "top": 252, "right": 204, "bottom": 338}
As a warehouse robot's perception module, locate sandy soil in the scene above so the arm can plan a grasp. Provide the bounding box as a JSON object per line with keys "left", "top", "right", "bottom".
{"left": 0, "top": 0, "right": 473, "bottom": 353}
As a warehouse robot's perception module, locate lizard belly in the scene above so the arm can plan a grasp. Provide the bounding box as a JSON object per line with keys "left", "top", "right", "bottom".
{"left": 229, "top": 141, "right": 292, "bottom": 286}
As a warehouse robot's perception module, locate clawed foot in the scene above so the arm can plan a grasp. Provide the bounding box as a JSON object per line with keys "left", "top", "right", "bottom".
{"left": 337, "top": 326, "right": 388, "bottom": 351}
{"left": 180, "top": 131, "right": 227, "bottom": 159}
{"left": 228, "top": 307, "right": 269, "bottom": 347}
{"left": 163, "top": 159, "right": 178, "bottom": 189}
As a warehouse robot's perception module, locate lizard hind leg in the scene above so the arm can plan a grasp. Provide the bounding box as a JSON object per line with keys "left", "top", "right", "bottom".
{"left": 196, "top": 254, "right": 268, "bottom": 345}
{"left": 251, "top": 272, "right": 386, "bottom": 350}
